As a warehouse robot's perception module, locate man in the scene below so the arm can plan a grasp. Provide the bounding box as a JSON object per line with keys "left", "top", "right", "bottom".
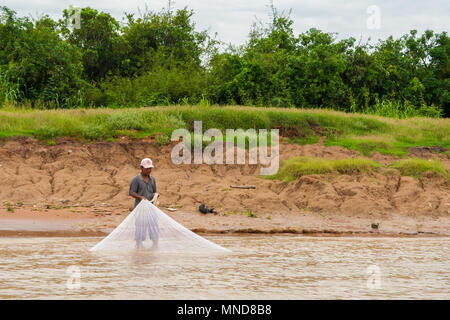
{"left": 129, "top": 158, "right": 160, "bottom": 249}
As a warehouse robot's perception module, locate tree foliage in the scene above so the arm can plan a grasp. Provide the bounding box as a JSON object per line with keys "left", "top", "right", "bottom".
{"left": 0, "top": 4, "right": 448, "bottom": 117}
{"left": 0, "top": 6, "right": 83, "bottom": 107}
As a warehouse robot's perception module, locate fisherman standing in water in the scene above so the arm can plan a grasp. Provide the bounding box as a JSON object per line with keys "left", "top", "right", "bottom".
{"left": 129, "top": 158, "right": 160, "bottom": 249}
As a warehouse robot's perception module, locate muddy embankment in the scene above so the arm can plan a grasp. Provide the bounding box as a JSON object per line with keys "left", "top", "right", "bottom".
{"left": 0, "top": 136, "right": 449, "bottom": 236}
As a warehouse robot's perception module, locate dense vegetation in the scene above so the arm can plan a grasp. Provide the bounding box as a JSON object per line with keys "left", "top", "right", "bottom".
{"left": 0, "top": 5, "right": 449, "bottom": 118}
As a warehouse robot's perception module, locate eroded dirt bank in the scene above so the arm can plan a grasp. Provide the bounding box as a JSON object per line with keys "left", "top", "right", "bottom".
{"left": 0, "top": 136, "right": 449, "bottom": 236}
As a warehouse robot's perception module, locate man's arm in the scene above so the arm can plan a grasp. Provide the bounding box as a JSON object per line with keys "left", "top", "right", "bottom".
{"left": 151, "top": 176, "right": 157, "bottom": 193}
{"left": 130, "top": 192, "right": 146, "bottom": 201}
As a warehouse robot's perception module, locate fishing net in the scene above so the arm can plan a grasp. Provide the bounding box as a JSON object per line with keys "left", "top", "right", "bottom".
{"left": 90, "top": 199, "right": 230, "bottom": 254}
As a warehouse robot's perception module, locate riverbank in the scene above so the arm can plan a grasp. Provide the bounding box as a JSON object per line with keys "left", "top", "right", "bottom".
{"left": 0, "top": 133, "right": 449, "bottom": 237}
{"left": 0, "top": 205, "right": 449, "bottom": 237}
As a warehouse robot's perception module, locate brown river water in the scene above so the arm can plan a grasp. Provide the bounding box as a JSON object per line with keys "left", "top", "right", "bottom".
{"left": 0, "top": 235, "right": 448, "bottom": 299}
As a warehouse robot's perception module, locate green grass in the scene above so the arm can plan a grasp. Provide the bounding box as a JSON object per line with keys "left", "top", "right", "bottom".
{"left": 283, "top": 136, "right": 321, "bottom": 145}
{"left": 5, "top": 202, "right": 14, "bottom": 213}
{"left": 326, "top": 136, "right": 403, "bottom": 156}
{"left": 269, "top": 156, "right": 449, "bottom": 182}
{"left": 362, "top": 99, "right": 443, "bottom": 119}
{"left": 242, "top": 210, "right": 257, "bottom": 218}
{"left": 390, "top": 158, "right": 449, "bottom": 179}
{"left": 0, "top": 105, "right": 448, "bottom": 156}
{"left": 269, "top": 156, "right": 382, "bottom": 182}
{"left": 334, "top": 158, "right": 384, "bottom": 173}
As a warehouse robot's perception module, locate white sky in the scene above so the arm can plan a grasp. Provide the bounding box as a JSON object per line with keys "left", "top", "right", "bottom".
{"left": 2, "top": 0, "right": 449, "bottom": 47}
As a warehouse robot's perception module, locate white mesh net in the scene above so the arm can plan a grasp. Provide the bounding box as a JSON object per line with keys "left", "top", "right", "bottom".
{"left": 89, "top": 200, "right": 230, "bottom": 254}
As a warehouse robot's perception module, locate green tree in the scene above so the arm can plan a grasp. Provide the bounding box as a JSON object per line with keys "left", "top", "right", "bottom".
{"left": 59, "top": 7, "right": 124, "bottom": 81}
{"left": 404, "top": 30, "right": 449, "bottom": 116}
{"left": 121, "top": 5, "right": 215, "bottom": 75}
{"left": 0, "top": 6, "right": 83, "bottom": 107}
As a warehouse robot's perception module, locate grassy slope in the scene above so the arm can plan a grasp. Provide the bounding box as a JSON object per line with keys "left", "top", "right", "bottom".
{"left": 0, "top": 105, "right": 449, "bottom": 157}
{"left": 268, "top": 157, "right": 382, "bottom": 182}
{"left": 268, "top": 157, "right": 449, "bottom": 181}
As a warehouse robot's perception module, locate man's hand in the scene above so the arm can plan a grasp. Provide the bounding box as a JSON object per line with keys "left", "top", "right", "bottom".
{"left": 150, "top": 193, "right": 159, "bottom": 203}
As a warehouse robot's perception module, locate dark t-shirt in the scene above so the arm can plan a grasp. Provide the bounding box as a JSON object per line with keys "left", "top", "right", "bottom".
{"left": 129, "top": 174, "right": 157, "bottom": 208}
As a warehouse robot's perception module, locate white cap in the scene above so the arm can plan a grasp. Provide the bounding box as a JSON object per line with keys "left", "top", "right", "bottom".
{"left": 140, "top": 158, "right": 154, "bottom": 168}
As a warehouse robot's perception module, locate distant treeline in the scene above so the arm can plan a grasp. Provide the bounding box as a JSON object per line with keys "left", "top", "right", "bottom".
{"left": 0, "top": 5, "right": 449, "bottom": 117}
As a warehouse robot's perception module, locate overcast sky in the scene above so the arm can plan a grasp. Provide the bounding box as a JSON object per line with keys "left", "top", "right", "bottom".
{"left": 2, "top": 0, "right": 449, "bottom": 47}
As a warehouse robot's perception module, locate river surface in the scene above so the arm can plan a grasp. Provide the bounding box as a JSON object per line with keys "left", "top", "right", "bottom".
{"left": 0, "top": 235, "right": 448, "bottom": 299}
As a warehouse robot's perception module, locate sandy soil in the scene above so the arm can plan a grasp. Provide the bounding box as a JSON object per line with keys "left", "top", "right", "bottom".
{"left": 0, "top": 136, "right": 449, "bottom": 236}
